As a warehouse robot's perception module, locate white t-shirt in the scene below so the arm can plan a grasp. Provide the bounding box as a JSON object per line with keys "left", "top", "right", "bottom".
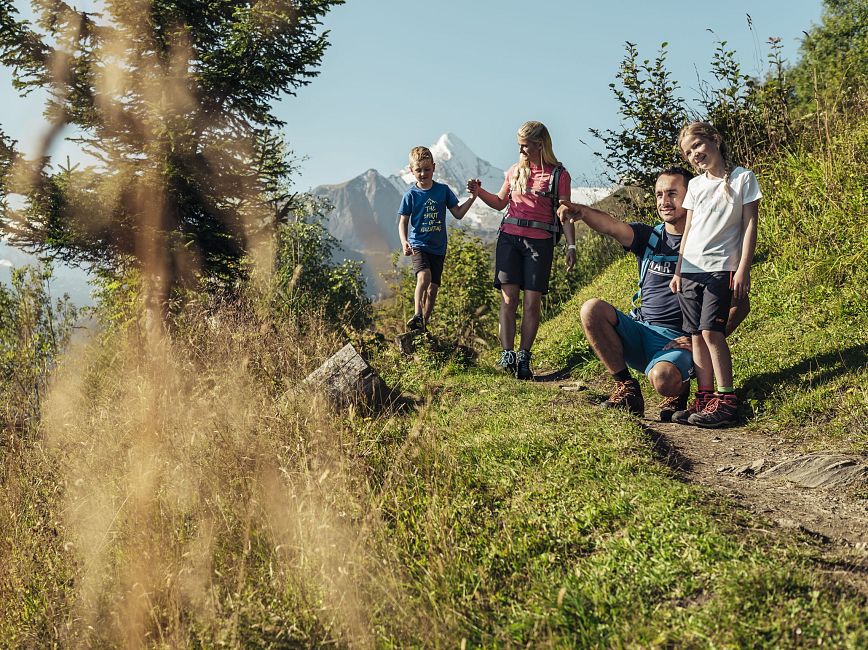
{"left": 681, "top": 166, "right": 762, "bottom": 273}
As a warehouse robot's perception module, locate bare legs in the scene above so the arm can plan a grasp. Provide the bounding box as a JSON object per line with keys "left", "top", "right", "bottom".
{"left": 413, "top": 269, "right": 439, "bottom": 324}
{"left": 499, "top": 284, "right": 543, "bottom": 351}
{"left": 692, "top": 329, "right": 733, "bottom": 390}
{"left": 580, "top": 298, "right": 684, "bottom": 397}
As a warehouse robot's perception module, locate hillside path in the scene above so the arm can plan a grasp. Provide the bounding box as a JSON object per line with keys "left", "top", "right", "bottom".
{"left": 556, "top": 380, "right": 868, "bottom": 593}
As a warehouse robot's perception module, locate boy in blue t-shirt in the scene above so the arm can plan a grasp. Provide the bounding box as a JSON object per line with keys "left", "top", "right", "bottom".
{"left": 398, "top": 146, "right": 476, "bottom": 330}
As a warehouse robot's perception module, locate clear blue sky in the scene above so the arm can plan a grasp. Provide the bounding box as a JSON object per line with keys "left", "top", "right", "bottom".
{"left": 1, "top": 0, "right": 825, "bottom": 190}
{"left": 277, "top": 0, "right": 824, "bottom": 189}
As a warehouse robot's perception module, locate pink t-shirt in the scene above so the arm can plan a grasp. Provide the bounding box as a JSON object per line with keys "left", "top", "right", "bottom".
{"left": 499, "top": 163, "right": 572, "bottom": 239}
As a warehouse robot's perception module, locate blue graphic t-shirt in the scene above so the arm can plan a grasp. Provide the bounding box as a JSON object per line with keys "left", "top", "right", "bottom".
{"left": 627, "top": 222, "right": 685, "bottom": 332}
{"left": 398, "top": 181, "right": 459, "bottom": 255}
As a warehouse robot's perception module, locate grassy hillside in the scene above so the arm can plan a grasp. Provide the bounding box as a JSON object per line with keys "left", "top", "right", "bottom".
{"left": 536, "top": 116, "right": 868, "bottom": 451}
{"left": 2, "top": 125, "right": 866, "bottom": 648}
{"left": 2, "top": 58, "right": 867, "bottom": 650}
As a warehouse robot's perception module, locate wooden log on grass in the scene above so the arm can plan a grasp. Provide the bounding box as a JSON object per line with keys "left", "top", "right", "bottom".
{"left": 304, "top": 343, "right": 389, "bottom": 409}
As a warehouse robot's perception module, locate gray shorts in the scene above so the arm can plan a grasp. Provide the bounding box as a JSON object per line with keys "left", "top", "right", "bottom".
{"left": 678, "top": 271, "right": 733, "bottom": 334}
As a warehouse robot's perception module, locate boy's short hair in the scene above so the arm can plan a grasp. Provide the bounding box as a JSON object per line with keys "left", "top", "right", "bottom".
{"left": 409, "top": 146, "right": 434, "bottom": 166}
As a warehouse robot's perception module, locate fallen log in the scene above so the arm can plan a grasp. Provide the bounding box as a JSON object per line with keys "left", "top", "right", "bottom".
{"left": 304, "top": 343, "right": 389, "bottom": 409}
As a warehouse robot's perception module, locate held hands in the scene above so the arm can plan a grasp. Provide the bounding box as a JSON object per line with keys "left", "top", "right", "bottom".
{"left": 557, "top": 200, "right": 585, "bottom": 224}
{"left": 466, "top": 178, "right": 481, "bottom": 197}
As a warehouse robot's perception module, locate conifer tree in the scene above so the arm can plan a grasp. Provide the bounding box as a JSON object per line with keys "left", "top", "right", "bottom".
{"left": 0, "top": 0, "right": 343, "bottom": 303}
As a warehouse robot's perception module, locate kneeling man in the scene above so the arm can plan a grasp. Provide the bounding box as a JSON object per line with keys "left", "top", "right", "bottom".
{"left": 558, "top": 167, "right": 747, "bottom": 421}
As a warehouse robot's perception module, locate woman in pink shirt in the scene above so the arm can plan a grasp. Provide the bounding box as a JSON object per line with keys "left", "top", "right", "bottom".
{"left": 468, "top": 121, "right": 576, "bottom": 380}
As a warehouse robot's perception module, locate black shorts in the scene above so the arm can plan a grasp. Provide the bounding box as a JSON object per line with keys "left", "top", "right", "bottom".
{"left": 678, "top": 271, "right": 733, "bottom": 334}
{"left": 411, "top": 249, "right": 445, "bottom": 285}
{"left": 494, "top": 232, "right": 555, "bottom": 294}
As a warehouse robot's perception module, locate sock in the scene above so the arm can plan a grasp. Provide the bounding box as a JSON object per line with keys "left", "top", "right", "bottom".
{"left": 717, "top": 386, "right": 735, "bottom": 394}
{"left": 612, "top": 368, "right": 632, "bottom": 382}
{"left": 697, "top": 385, "right": 714, "bottom": 394}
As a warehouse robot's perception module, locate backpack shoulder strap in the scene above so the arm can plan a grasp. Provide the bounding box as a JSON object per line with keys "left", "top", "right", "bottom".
{"left": 631, "top": 222, "right": 666, "bottom": 308}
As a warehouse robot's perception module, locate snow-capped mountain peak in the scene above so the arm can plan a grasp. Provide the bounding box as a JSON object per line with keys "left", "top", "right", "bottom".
{"left": 397, "top": 133, "right": 504, "bottom": 193}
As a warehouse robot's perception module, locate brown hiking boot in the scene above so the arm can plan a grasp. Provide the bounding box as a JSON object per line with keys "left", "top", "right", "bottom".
{"left": 603, "top": 378, "right": 644, "bottom": 416}
{"left": 688, "top": 392, "right": 739, "bottom": 428}
{"left": 671, "top": 391, "right": 712, "bottom": 425}
{"left": 658, "top": 385, "right": 689, "bottom": 422}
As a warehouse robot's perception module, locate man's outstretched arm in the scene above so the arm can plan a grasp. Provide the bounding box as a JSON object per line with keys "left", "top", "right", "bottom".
{"left": 557, "top": 200, "right": 635, "bottom": 248}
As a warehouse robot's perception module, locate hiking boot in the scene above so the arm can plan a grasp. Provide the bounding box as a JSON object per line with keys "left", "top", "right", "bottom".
{"left": 497, "top": 349, "right": 517, "bottom": 374}
{"left": 671, "top": 391, "right": 712, "bottom": 425}
{"left": 516, "top": 349, "right": 534, "bottom": 381}
{"left": 603, "top": 378, "right": 644, "bottom": 416}
{"left": 406, "top": 313, "right": 424, "bottom": 331}
{"left": 658, "top": 385, "right": 689, "bottom": 422}
{"left": 688, "top": 392, "right": 739, "bottom": 428}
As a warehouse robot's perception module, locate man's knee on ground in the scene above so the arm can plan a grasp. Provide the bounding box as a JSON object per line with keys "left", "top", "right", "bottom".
{"left": 648, "top": 362, "right": 685, "bottom": 397}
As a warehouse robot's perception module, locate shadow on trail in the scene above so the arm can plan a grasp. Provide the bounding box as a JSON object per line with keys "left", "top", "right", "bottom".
{"left": 532, "top": 348, "right": 595, "bottom": 383}
{"left": 641, "top": 424, "right": 696, "bottom": 474}
{"left": 742, "top": 342, "right": 868, "bottom": 402}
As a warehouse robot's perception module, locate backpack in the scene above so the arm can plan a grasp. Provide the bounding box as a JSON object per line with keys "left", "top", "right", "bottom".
{"left": 628, "top": 222, "right": 679, "bottom": 320}
{"left": 500, "top": 164, "right": 564, "bottom": 243}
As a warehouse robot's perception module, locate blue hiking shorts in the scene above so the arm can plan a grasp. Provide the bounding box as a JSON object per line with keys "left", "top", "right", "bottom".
{"left": 614, "top": 309, "right": 693, "bottom": 381}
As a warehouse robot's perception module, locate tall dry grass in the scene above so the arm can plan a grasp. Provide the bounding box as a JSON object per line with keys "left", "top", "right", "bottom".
{"left": 0, "top": 293, "right": 433, "bottom": 647}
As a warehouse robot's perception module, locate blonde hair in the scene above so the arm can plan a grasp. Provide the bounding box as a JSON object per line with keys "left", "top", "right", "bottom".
{"left": 511, "top": 121, "right": 559, "bottom": 194}
{"left": 677, "top": 121, "right": 735, "bottom": 200}
{"left": 409, "top": 146, "right": 434, "bottom": 167}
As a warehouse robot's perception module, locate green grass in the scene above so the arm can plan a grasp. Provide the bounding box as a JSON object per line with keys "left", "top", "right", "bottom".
{"left": 2, "top": 101, "right": 866, "bottom": 650}
{"left": 362, "top": 365, "right": 866, "bottom": 647}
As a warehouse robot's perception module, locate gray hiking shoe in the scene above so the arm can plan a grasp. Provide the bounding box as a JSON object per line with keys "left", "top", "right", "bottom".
{"left": 671, "top": 391, "right": 712, "bottom": 425}
{"left": 603, "top": 378, "right": 644, "bottom": 416}
{"left": 516, "top": 349, "right": 534, "bottom": 381}
{"left": 688, "top": 393, "right": 739, "bottom": 428}
{"left": 406, "top": 313, "right": 424, "bottom": 331}
{"left": 497, "top": 349, "right": 517, "bottom": 374}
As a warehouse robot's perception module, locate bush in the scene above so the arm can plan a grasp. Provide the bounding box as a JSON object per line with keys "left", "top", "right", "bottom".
{"left": 272, "top": 196, "right": 371, "bottom": 330}
{"left": 0, "top": 262, "right": 77, "bottom": 433}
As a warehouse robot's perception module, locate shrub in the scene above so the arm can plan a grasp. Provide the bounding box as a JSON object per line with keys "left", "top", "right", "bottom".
{"left": 0, "top": 262, "right": 77, "bottom": 433}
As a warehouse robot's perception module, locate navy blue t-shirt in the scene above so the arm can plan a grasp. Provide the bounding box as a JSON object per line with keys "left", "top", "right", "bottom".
{"left": 398, "top": 181, "right": 459, "bottom": 256}
{"left": 627, "top": 222, "right": 684, "bottom": 332}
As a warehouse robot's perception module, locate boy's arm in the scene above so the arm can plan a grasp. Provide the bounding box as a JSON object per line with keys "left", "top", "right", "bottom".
{"left": 448, "top": 194, "right": 476, "bottom": 220}
{"left": 557, "top": 200, "right": 635, "bottom": 248}
{"left": 733, "top": 199, "right": 759, "bottom": 299}
{"left": 669, "top": 209, "right": 692, "bottom": 294}
{"left": 398, "top": 214, "right": 412, "bottom": 256}
{"left": 467, "top": 178, "right": 509, "bottom": 211}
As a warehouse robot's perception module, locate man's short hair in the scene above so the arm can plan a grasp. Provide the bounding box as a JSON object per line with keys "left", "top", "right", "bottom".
{"left": 656, "top": 166, "right": 693, "bottom": 188}
{"left": 409, "top": 146, "right": 434, "bottom": 166}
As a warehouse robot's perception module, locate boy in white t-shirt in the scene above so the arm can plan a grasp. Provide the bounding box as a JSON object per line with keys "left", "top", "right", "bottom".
{"left": 669, "top": 122, "right": 762, "bottom": 428}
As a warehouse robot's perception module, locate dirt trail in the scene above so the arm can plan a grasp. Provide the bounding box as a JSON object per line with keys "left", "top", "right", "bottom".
{"left": 646, "top": 415, "right": 868, "bottom": 593}
{"left": 558, "top": 381, "right": 868, "bottom": 593}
